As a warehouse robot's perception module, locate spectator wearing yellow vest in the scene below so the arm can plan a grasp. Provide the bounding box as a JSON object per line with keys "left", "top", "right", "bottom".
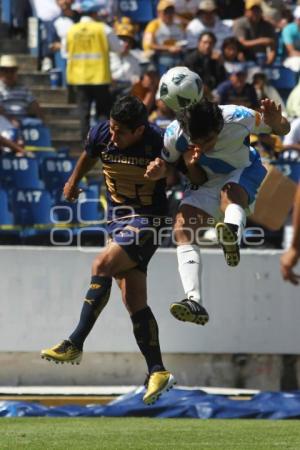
{"left": 143, "top": 0, "right": 186, "bottom": 76}
{"left": 66, "top": 0, "right": 121, "bottom": 139}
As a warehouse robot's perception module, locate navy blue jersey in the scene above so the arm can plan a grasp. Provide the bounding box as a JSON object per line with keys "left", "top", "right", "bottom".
{"left": 85, "top": 120, "right": 168, "bottom": 221}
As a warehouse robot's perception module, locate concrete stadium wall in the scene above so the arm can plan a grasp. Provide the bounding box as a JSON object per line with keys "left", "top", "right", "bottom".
{"left": 0, "top": 246, "right": 299, "bottom": 388}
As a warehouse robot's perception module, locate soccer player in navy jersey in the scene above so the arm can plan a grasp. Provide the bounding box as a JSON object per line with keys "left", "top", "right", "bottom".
{"left": 41, "top": 96, "right": 175, "bottom": 404}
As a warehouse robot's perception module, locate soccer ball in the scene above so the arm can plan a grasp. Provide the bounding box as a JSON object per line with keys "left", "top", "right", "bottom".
{"left": 158, "top": 67, "right": 204, "bottom": 112}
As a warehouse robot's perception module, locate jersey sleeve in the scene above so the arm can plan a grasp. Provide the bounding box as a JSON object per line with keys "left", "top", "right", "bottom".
{"left": 162, "top": 120, "right": 189, "bottom": 163}
{"left": 84, "top": 121, "right": 108, "bottom": 158}
{"left": 228, "top": 105, "right": 272, "bottom": 135}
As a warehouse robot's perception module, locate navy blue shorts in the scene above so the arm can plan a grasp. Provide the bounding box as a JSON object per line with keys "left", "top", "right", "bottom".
{"left": 107, "top": 216, "right": 168, "bottom": 273}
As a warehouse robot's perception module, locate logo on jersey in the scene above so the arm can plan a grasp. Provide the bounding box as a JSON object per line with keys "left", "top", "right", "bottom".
{"left": 232, "top": 107, "right": 253, "bottom": 120}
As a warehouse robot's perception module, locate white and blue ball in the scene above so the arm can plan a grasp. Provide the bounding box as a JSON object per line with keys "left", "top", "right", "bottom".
{"left": 158, "top": 66, "right": 204, "bottom": 112}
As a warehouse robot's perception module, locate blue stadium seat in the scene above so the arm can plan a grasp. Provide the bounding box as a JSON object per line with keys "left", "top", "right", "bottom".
{"left": 0, "top": 155, "right": 43, "bottom": 189}
{"left": 40, "top": 157, "right": 76, "bottom": 191}
{"left": 0, "top": 188, "right": 20, "bottom": 240}
{"left": 53, "top": 187, "right": 104, "bottom": 224}
{"left": 271, "top": 161, "right": 300, "bottom": 184}
{"left": 21, "top": 119, "right": 56, "bottom": 159}
{"left": 11, "top": 189, "right": 53, "bottom": 230}
{"left": 264, "top": 65, "right": 297, "bottom": 90}
{"left": 117, "top": 0, "right": 157, "bottom": 23}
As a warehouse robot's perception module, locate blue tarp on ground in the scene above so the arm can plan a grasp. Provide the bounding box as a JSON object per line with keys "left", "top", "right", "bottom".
{"left": 2, "top": 388, "right": 300, "bottom": 419}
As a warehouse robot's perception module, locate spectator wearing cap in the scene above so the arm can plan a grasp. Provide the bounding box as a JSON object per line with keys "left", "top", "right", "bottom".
{"left": 282, "top": 6, "right": 300, "bottom": 72}
{"left": 215, "top": 64, "right": 259, "bottom": 109}
{"left": 0, "top": 55, "right": 44, "bottom": 125}
{"left": 143, "top": 0, "right": 186, "bottom": 76}
{"left": 66, "top": 0, "right": 121, "bottom": 139}
{"left": 184, "top": 31, "right": 227, "bottom": 92}
{"left": 233, "top": 0, "right": 276, "bottom": 66}
{"left": 174, "top": 0, "right": 199, "bottom": 25}
{"left": 110, "top": 18, "right": 142, "bottom": 99}
{"left": 186, "top": 0, "right": 232, "bottom": 51}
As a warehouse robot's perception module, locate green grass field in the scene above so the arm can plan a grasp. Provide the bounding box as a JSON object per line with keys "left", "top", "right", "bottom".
{"left": 1, "top": 418, "right": 300, "bottom": 450}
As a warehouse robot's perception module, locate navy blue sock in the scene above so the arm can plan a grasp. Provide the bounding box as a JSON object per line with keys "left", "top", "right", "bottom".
{"left": 131, "top": 306, "right": 165, "bottom": 374}
{"left": 69, "top": 275, "right": 112, "bottom": 350}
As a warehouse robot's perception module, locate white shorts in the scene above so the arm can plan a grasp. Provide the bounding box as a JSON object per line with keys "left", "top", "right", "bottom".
{"left": 181, "top": 159, "right": 267, "bottom": 219}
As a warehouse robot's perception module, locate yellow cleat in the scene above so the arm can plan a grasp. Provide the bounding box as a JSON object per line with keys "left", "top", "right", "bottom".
{"left": 143, "top": 371, "right": 176, "bottom": 405}
{"left": 215, "top": 222, "right": 240, "bottom": 267}
{"left": 41, "top": 340, "right": 82, "bottom": 365}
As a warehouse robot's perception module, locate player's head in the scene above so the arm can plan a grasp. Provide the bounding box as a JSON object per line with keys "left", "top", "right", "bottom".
{"left": 110, "top": 95, "right": 148, "bottom": 149}
{"left": 180, "top": 99, "right": 224, "bottom": 151}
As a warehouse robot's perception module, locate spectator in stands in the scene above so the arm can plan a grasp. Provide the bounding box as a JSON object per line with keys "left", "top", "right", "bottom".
{"left": 216, "top": 0, "right": 245, "bottom": 20}
{"left": 0, "top": 55, "right": 44, "bottom": 125}
{"left": 0, "top": 134, "right": 25, "bottom": 155}
{"left": 110, "top": 18, "right": 141, "bottom": 100}
{"left": 233, "top": 0, "right": 277, "bottom": 66}
{"left": 48, "top": 0, "right": 80, "bottom": 55}
{"left": 286, "top": 78, "right": 300, "bottom": 118}
{"left": 174, "top": 0, "right": 199, "bottom": 25}
{"left": 131, "top": 65, "right": 160, "bottom": 113}
{"left": 221, "top": 36, "right": 246, "bottom": 74}
{"left": 184, "top": 31, "right": 227, "bottom": 93}
{"left": 215, "top": 64, "right": 260, "bottom": 108}
{"left": 261, "top": 0, "right": 286, "bottom": 26}
{"left": 282, "top": 6, "right": 300, "bottom": 72}
{"left": 282, "top": 117, "right": 300, "bottom": 153}
{"left": 11, "top": 0, "right": 32, "bottom": 38}
{"left": 252, "top": 71, "right": 287, "bottom": 116}
{"left": 66, "top": 0, "right": 121, "bottom": 139}
{"left": 186, "top": 0, "right": 232, "bottom": 51}
{"left": 281, "top": 183, "right": 300, "bottom": 284}
{"left": 29, "top": 0, "right": 61, "bottom": 21}
{"left": 143, "top": 0, "right": 186, "bottom": 75}
{"left": 42, "top": 0, "right": 80, "bottom": 73}
{"left": 149, "top": 97, "right": 175, "bottom": 128}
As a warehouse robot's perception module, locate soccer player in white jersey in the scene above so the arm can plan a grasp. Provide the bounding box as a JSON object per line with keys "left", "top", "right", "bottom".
{"left": 145, "top": 97, "right": 290, "bottom": 325}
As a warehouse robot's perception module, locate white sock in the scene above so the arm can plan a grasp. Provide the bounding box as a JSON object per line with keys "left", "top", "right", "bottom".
{"left": 177, "top": 244, "right": 203, "bottom": 304}
{"left": 224, "top": 203, "right": 246, "bottom": 244}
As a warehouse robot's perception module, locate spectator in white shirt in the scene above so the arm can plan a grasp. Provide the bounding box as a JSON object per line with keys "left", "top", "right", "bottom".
{"left": 110, "top": 18, "right": 141, "bottom": 94}
{"left": 186, "top": 0, "right": 232, "bottom": 51}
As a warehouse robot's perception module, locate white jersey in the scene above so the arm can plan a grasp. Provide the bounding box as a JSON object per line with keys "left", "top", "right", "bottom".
{"left": 163, "top": 104, "right": 271, "bottom": 184}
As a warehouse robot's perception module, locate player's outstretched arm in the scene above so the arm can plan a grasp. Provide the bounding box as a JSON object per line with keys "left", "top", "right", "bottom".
{"left": 281, "top": 184, "right": 300, "bottom": 285}
{"left": 64, "top": 150, "right": 98, "bottom": 202}
{"left": 260, "top": 99, "right": 290, "bottom": 136}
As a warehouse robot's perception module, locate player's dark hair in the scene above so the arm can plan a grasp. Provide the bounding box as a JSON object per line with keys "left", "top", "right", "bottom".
{"left": 110, "top": 95, "right": 148, "bottom": 131}
{"left": 180, "top": 99, "right": 224, "bottom": 140}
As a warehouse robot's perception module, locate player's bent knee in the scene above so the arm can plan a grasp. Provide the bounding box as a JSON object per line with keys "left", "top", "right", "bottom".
{"left": 92, "top": 254, "right": 115, "bottom": 277}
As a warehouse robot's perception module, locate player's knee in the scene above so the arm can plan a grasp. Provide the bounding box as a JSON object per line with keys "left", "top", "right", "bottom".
{"left": 92, "top": 254, "right": 114, "bottom": 277}
{"left": 221, "top": 183, "right": 248, "bottom": 209}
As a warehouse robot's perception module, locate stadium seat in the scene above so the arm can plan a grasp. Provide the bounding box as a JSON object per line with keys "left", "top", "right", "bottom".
{"left": 271, "top": 161, "right": 300, "bottom": 184}
{"left": 21, "top": 119, "right": 56, "bottom": 159}
{"left": 52, "top": 187, "right": 106, "bottom": 246}
{"left": 264, "top": 65, "right": 297, "bottom": 101}
{"left": 53, "top": 187, "right": 104, "bottom": 224}
{"left": 40, "top": 156, "right": 76, "bottom": 191}
{"left": 11, "top": 189, "right": 53, "bottom": 227}
{"left": 0, "top": 155, "right": 43, "bottom": 189}
{"left": 0, "top": 188, "right": 20, "bottom": 242}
